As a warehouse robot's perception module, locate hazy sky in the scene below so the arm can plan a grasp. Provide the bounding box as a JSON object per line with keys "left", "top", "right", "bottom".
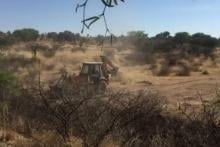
{"left": 0, "top": 0, "right": 219, "bottom": 37}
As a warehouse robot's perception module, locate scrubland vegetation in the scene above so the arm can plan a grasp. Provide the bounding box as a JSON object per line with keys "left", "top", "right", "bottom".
{"left": 124, "top": 31, "right": 219, "bottom": 76}
{"left": 1, "top": 28, "right": 220, "bottom": 146}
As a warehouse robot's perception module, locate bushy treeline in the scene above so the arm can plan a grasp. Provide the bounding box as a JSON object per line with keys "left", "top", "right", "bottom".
{"left": 0, "top": 29, "right": 39, "bottom": 46}
{"left": 1, "top": 28, "right": 219, "bottom": 51}
{"left": 46, "top": 31, "right": 81, "bottom": 42}
{"left": 119, "top": 31, "right": 220, "bottom": 76}
{"left": 126, "top": 31, "right": 219, "bottom": 56}
{"left": 0, "top": 28, "right": 84, "bottom": 47}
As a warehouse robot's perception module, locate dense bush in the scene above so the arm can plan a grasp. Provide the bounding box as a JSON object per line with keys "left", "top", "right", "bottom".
{"left": 16, "top": 75, "right": 164, "bottom": 147}
{"left": 47, "top": 32, "right": 58, "bottom": 40}
{"left": 127, "top": 31, "right": 149, "bottom": 51}
{"left": 0, "top": 71, "right": 18, "bottom": 99}
{"left": 218, "top": 38, "right": 220, "bottom": 46}
{"left": 47, "top": 31, "right": 78, "bottom": 43}
{"left": 0, "top": 32, "right": 15, "bottom": 47}
{"left": 1, "top": 28, "right": 218, "bottom": 57}
{"left": 0, "top": 70, "right": 19, "bottom": 130}
{"left": 191, "top": 33, "right": 218, "bottom": 48}
{"left": 15, "top": 79, "right": 220, "bottom": 147}
{"left": 173, "top": 32, "right": 190, "bottom": 45}
{"left": 126, "top": 30, "right": 218, "bottom": 75}
{"left": 189, "top": 33, "right": 218, "bottom": 56}
{"left": 57, "top": 31, "right": 76, "bottom": 42}
{"left": 155, "top": 31, "right": 171, "bottom": 40}
{"left": 0, "top": 36, "right": 9, "bottom": 47}
{"left": 12, "top": 28, "right": 39, "bottom": 42}
{"left": 151, "top": 39, "right": 175, "bottom": 53}
{"left": 0, "top": 54, "right": 35, "bottom": 72}
{"left": 128, "top": 31, "right": 218, "bottom": 56}
{"left": 0, "top": 70, "right": 220, "bottom": 146}
{"left": 0, "top": 32, "right": 8, "bottom": 46}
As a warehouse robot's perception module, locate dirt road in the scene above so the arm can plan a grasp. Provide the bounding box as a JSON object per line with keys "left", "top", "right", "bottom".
{"left": 111, "top": 74, "right": 220, "bottom": 109}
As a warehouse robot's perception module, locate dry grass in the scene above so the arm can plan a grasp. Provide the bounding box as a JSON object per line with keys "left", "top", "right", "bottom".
{"left": 1, "top": 42, "right": 220, "bottom": 106}
{"left": 1, "top": 42, "right": 220, "bottom": 146}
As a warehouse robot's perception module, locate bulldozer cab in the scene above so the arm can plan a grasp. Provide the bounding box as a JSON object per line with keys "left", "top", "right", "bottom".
{"left": 74, "top": 56, "right": 118, "bottom": 92}
{"left": 80, "top": 62, "right": 103, "bottom": 75}
{"left": 80, "top": 62, "right": 106, "bottom": 83}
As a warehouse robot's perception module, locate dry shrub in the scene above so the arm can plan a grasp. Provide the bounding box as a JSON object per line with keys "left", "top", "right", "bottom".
{"left": 152, "top": 58, "right": 191, "bottom": 76}
{"left": 14, "top": 140, "right": 34, "bottom": 147}
{"left": 31, "top": 131, "right": 67, "bottom": 147}
{"left": 190, "top": 57, "right": 203, "bottom": 72}
{"left": 117, "top": 93, "right": 220, "bottom": 147}
{"left": 115, "top": 92, "right": 166, "bottom": 147}
{"left": 170, "top": 62, "right": 190, "bottom": 76}
{"left": 201, "top": 69, "right": 209, "bottom": 75}
{"left": 118, "top": 112, "right": 220, "bottom": 147}
{"left": 17, "top": 73, "right": 163, "bottom": 147}
{"left": 176, "top": 61, "right": 190, "bottom": 76}
{"left": 191, "top": 63, "right": 201, "bottom": 72}
{"left": 4, "top": 70, "right": 220, "bottom": 147}
{"left": 100, "top": 136, "right": 121, "bottom": 147}
{"left": 21, "top": 63, "right": 41, "bottom": 87}
{"left": 148, "top": 134, "right": 174, "bottom": 147}
{"left": 0, "top": 54, "right": 36, "bottom": 72}
{"left": 0, "top": 130, "right": 31, "bottom": 147}
{"left": 13, "top": 131, "right": 69, "bottom": 147}
{"left": 152, "top": 59, "right": 169, "bottom": 76}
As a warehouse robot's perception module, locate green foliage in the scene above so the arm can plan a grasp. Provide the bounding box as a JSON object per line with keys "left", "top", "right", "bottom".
{"left": 127, "top": 31, "right": 148, "bottom": 50}
{"left": 0, "top": 71, "right": 18, "bottom": 128}
{"left": 191, "top": 33, "right": 218, "bottom": 48}
{"left": 218, "top": 38, "right": 220, "bottom": 46}
{"left": 174, "top": 32, "right": 190, "bottom": 45}
{"left": 126, "top": 30, "right": 218, "bottom": 68}
{"left": 47, "top": 32, "right": 58, "bottom": 40}
{"left": 12, "top": 28, "right": 39, "bottom": 42}
{"left": 0, "top": 35, "right": 8, "bottom": 46}
{"left": 0, "top": 32, "right": 15, "bottom": 47}
{"left": 0, "top": 31, "right": 4, "bottom": 36}
{"left": 155, "top": 31, "right": 171, "bottom": 39}
{"left": 0, "top": 71, "right": 18, "bottom": 97}
{"left": 47, "top": 31, "right": 77, "bottom": 43}
{"left": 130, "top": 31, "right": 218, "bottom": 57}
{"left": 152, "top": 39, "right": 175, "bottom": 53}
{"left": 127, "top": 31, "right": 148, "bottom": 40}
{"left": 57, "top": 31, "right": 76, "bottom": 42}
{"left": 188, "top": 33, "right": 218, "bottom": 56}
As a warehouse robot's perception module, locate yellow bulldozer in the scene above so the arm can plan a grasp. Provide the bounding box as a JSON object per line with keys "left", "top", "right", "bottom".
{"left": 74, "top": 55, "right": 119, "bottom": 92}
